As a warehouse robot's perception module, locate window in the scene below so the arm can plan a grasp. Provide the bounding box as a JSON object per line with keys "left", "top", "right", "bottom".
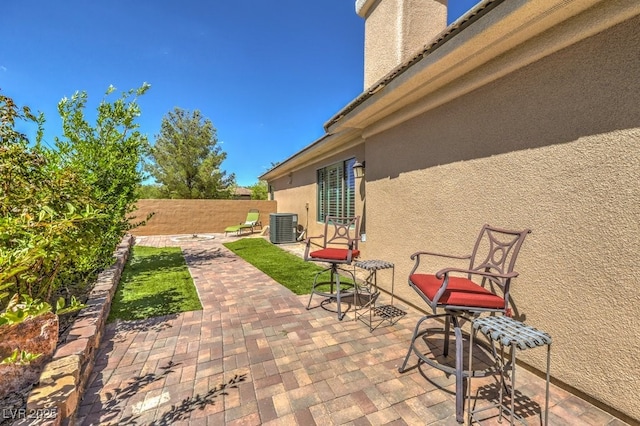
{"left": 316, "top": 158, "right": 355, "bottom": 221}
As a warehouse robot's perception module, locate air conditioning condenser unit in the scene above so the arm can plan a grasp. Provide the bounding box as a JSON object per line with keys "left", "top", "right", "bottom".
{"left": 269, "top": 213, "right": 298, "bottom": 244}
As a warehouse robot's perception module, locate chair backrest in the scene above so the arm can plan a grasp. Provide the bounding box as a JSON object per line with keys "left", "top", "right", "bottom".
{"left": 321, "top": 216, "right": 360, "bottom": 249}
{"left": 245, "top": 209, "right": 260, "bottom": 225}
{"left": 468, "top": 224, "right": 531, "bottom": 284}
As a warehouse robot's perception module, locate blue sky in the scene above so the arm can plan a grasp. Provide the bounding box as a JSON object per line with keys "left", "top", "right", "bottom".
{"left": 1, "top": 0, "right": 479, "bottom": 187}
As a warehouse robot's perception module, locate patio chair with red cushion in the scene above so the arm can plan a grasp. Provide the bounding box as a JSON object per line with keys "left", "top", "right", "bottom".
{"left": 398, "top": 224, "right": 531, "bottom": 423}
{"left": 304, "top": 216, "right": 360, "bottom": 321}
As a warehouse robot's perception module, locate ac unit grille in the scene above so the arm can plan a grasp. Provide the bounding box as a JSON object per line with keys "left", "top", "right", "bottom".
{"left": 270, "top": 213, "right": 298, "bottom": 244}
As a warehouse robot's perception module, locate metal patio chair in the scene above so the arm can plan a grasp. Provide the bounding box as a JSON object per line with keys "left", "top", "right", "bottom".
{"left": 304, "top": 216, "right": 360, "bottom": 321}
{"left": 398, "top": 224, "right": 531, "bottom": 423}
{"left": 224, "top": 209, "right": 262, "bottom": 236}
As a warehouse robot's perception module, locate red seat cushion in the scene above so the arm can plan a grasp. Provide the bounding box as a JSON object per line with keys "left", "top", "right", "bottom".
{"left": 410, "top": 274, "right": 505, "bottom": 309}
{"left": 310, "top": 248, "right": 360, "bottom": 261}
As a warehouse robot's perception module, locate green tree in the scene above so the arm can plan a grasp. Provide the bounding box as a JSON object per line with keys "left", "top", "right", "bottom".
{"left": 54, "top": 84, "right": 151, "bottom": 264}
{"left": 137, "top": 183, "right": 164, "bottom": 199}
{"left": 248, "top": 180, "right": 268, "bottom": 200}
{"left": 145, "top": 108, "right": 235, "bottom": 199}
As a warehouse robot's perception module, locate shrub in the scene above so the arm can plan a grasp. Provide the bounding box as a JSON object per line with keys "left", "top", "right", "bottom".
{"left": 0, "top": 85, "right": 150, "bottom": 309}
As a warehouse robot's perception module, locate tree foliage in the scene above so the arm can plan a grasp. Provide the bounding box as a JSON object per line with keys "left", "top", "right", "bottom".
{"left": 55, "top": 84, "right": 151, "bottom": 251}
{"left": 1, "top": 92, "right": 99, "bottom": 302}
{"left": 248, "top": 180, "right": 268, "bottom": 200}
{"left": 137, "top": 183, "right": 164, "bottom": 199}
{"left": 145, "top": 108, "right": 235, "bottom": 199}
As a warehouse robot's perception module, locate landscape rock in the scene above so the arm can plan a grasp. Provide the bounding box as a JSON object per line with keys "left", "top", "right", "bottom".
{"left": 0, "top": 312, "right": 59, "bottom": 400}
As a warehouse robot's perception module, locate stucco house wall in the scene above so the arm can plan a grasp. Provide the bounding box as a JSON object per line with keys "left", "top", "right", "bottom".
{"left": 262, "top": 1, "right": 639, "bottom": 421}
{"left": 271, "top": 145, "right": 366, "bottom": 241}
{"left": 363, "top": 14, "right": 639, "bottom": 419}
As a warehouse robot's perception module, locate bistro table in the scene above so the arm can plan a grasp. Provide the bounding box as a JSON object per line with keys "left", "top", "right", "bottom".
{"left": 353, "top": 259, "right": 406, "bottom": 332}
{"left": 467, "top": 316, "right": 552, "bottom": 425}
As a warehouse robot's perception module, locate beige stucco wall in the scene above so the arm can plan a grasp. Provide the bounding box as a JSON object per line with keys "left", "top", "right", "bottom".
{"left": 360, "top": 0, "right": 447, "bottom": 88}
{"left": 362, "top": 15, "right": 639, "bottom": 421}
{"left": 271, "top": 146, "right": 366, "bottom": 243}
{"left": 130, "top": 199, "right": 277, "bottom": 236}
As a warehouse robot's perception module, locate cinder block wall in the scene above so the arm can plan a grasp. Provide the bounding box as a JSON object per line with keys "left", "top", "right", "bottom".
{"left": 130, "top": 199, "right": 277, "bottom": 236}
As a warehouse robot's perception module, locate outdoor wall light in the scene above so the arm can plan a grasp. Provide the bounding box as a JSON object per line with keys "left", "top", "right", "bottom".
{"left": 352, "top": 160, "right": 365, "bottom": 178}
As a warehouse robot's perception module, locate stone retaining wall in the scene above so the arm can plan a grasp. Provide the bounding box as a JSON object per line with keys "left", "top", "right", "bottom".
{"left": 17, "top": 235, "right": 133, "bottom": 426}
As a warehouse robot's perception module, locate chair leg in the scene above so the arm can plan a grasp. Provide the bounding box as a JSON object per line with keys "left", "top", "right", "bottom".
{"left": 336, "top": 265, "right": 357, "bottom": 321}
{"left": 399, "top": 311, "right": 470, "bottom": 423}
{"left": 398, "top": 315, "right": 431, "bottom": 373}
{"left": 335, "top": 266, "right": 344, "bottom": 321}
{"left": 307, "top": 265, "right": 354, "bottom": 321}
{"left": 452, "top": 315, "right": 466, "bottom": 423}
{"left": 330, "top": 267, "right": 335, "bottom": 294}
{"left": 444, "top": 315, "right": 452, "bottom": 358}
{"left": 306, "top": 268, "right": 324, "bottom": 310}
{"left": 466, "top": 326, "right": 476, "bottom": 425}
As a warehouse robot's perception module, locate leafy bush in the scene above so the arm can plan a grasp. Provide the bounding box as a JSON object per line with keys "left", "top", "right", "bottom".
{"left": 1, "top": 349, "right": 42, "bottom": 365}
{"left": 0, "top": 85, "right": 150, "bottom": 311}
{"left": 0, "top": 294, "right": 86, "bottom": 326}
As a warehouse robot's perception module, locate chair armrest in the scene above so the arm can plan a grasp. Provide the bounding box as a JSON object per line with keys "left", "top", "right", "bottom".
{"left": 435, "top": 267, "right": 519, "bottom": 280}
{"left": 409, "top": 251, "right": 471, "bottom": 261}
{"left": 304, "top": 235, "right": 324, "bottom": 245}
{"left": 303, "top": 235, "right": 324, "bottom": 260}
{"left": 409, "top": 251, "right": 471, "bottom": 276}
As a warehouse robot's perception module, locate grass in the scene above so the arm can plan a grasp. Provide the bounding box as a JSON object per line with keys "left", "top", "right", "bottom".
{"left": 108, "top": 246, "right": 202, "bottom": 322}
{"left": 223, "top": 237, "right": 353, "bottom": 295}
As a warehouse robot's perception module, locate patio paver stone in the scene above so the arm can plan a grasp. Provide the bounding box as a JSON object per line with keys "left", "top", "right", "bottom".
{"left": 76, "top": 234, "right": 630, "bottom": 425}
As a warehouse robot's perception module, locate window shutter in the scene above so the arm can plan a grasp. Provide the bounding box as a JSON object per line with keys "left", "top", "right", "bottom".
{"left": 327, "top": 164, "right": 343, "bottom": 218}
{"left": 317, "top": 168, "right": 326, "bottom": 221}
{"left": 316, "top": 158, "right": 357, "bottom": 222}
{"left": 344, "top": 158, "right": 355, "bottom": 217}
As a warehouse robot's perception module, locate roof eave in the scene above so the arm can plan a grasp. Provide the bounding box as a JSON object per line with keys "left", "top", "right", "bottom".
{"left": 264, "top": 0, "right": 640, "bottom": 181}
{"left": 325, "top": 0, "right": 503, "bottom": 132}
{"left": 259, "top": 128, "right": 361, "bottom": 181}
{"left": 325, "top": 0, "right": 638, "bottom": 136}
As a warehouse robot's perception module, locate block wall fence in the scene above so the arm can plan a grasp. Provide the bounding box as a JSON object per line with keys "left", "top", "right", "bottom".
{"left": 130, "top": 199, "right": 277, "bottom": 236}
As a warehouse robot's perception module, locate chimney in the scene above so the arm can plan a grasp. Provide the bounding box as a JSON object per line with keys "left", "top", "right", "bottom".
{"left": 356, "top": 0, "right": 448, "bottom": 88}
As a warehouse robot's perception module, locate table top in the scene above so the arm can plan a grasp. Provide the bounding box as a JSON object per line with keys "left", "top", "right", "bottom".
{"left": 473, "top": 316, "right": 552, "bottom": 349}
{"left": 354, "top": 259, "right": 394, "bottom": 270}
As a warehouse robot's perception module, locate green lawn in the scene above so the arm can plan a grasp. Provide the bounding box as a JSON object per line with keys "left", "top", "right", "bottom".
{"left": 108, "top": 246, "right": 202, "bottom": 322}
{"left": 223, "top": 238, "right": 352, "bottom": 295}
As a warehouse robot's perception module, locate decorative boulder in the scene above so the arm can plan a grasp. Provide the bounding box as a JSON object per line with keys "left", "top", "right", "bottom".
{"left": 0, "top": 312, "right": 59, "bottom": 399}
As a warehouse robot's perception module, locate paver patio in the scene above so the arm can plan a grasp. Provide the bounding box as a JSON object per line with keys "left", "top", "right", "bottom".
{"left": 77, "top": 235, "right": 629, "bottom": 425}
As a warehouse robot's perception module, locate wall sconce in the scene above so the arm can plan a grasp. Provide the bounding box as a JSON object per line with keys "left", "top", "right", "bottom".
{"left": 352, "top": 160, "right": 365, "bottom": 178}
{"left": 288, "top": 172, "right": 293, "bottom": 184}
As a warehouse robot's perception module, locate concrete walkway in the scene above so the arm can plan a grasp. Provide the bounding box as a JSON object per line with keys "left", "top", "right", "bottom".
{"left": 77, "top": 235, "right": 628, "bottom": 425}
